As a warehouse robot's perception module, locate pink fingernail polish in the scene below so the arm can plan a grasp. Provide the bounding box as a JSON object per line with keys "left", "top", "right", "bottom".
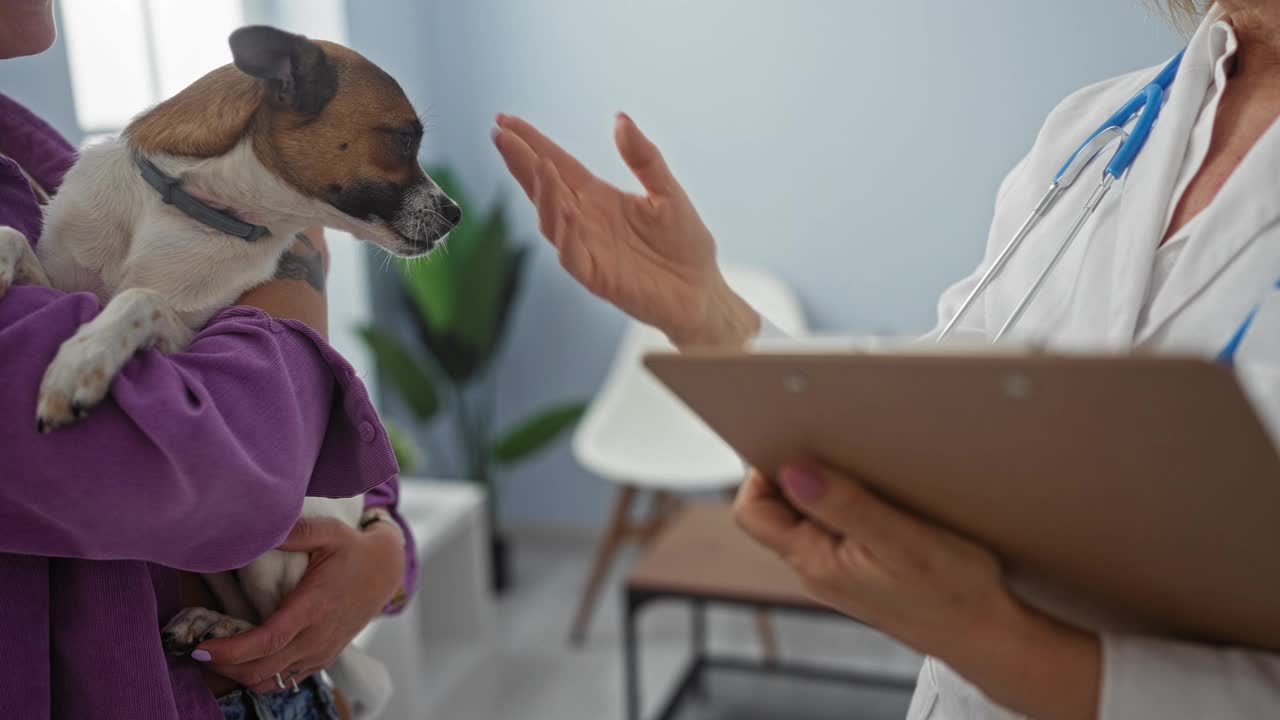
{"left": 781, "top": 466, "right": 825, "bottom": 502}
{"left": 191, "top": 649, "right": 212, "bottom": 662}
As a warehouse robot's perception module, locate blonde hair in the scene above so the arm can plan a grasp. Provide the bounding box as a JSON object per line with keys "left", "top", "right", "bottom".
{"left": 1156, "top": 0, "right": 1209, "bottom": 30}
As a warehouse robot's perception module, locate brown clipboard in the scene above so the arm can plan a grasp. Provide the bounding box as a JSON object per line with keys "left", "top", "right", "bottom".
{"left": 644, "top": 350, "right": 1280, "bottom": 653}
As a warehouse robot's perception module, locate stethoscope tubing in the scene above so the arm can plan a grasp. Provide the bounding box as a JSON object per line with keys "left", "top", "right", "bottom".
{"left": 933, "top": 48, "right": 1267, "bottom": 364}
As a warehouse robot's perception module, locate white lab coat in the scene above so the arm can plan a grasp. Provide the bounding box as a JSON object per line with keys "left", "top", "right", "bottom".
{"left": 759, "top": 5, "right": 1280, "bottom": 718}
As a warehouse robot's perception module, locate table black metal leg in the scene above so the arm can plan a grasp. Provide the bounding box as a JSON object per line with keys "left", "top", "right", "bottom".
{"left": 624, "top": 590, "right": 643, "bottom": 720}
{"left": 689, "top": 599, "right": 708, "bottom": 701}
{"left": 627, "top": 590, "right": 917, "bottom": 720}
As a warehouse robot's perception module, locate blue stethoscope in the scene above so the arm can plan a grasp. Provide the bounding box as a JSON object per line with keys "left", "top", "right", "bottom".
{"left": 935, "top": 49, "right": 1269, "bottom": 367}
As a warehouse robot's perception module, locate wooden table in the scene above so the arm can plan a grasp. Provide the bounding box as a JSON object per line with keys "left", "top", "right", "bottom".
{"left": 623, "top": 502, "right": 916, "bottom": 720}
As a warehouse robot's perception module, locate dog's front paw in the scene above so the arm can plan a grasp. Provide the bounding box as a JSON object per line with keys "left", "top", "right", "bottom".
{"left": 161, "top": 607, "right": 255, "bottom": 656}
{"left": 35, "top": 328, "right": 117, "bottom": 432}
{"left": 35, "top": 287, "right": 192, "bottom": 432}
{"left": 0, "top": 226, "right": 27, "bottom": 298}
{"left": 0, "top": 226, "right": 50, "bottom": 298}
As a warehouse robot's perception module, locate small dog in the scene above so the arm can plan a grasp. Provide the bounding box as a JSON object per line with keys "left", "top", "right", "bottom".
{"left": 0, "top": 26, "right": 459, "bottom": 716}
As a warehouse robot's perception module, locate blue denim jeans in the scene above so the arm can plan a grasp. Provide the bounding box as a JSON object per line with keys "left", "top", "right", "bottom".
{"left": 217, "top": 677, "right": 340, "bottom": 720}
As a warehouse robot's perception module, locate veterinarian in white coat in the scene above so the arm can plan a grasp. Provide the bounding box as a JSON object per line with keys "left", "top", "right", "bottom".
{"left": 493, "top": 1, "right": 1280, "bottom": 717}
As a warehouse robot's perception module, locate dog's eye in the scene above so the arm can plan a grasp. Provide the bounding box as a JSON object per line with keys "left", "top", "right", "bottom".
{"left": 328, "top": 183, "right": 343, "bottom": 195}
{"left": 392, "top": 132, "right": 417, "bottom": 160}
{"left": 379, "top": 124, "right": 422, "bottom": 162}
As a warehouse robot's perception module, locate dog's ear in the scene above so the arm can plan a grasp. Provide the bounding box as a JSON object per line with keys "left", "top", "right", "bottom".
{"left": 229, "top": 26, "right": 337, "bottom": 115}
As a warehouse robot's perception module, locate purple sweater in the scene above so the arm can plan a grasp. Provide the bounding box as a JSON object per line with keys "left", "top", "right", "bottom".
{"left": 0, "top": 94, "right": 415, "bottom": 718}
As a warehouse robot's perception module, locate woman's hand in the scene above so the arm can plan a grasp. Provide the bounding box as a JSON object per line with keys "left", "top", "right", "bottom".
{"left": 733, "top": 466, "right": 1101, "bottom": 720}
{"left": 195, "top": 516, "right": 405, "bottom": 693}
{"left": 492, "top": 113, "right": 759, "bottom": 349}
{"left": 236, "top": 226, "right": 330, "bottom": 337}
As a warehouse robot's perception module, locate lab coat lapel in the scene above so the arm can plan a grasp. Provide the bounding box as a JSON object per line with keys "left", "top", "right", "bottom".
{"left": 1106, "top": 47, "right": 1214, "bottom": 346}
{"left": 1137, "top": 117, "right": 1280, "bottom": 343}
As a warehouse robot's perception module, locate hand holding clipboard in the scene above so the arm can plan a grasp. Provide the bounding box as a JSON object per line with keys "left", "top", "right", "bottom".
{"left": 646, "top": 350, "right": 1280, "bottom": 653}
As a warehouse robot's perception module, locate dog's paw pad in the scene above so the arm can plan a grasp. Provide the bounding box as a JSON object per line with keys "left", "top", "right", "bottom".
{"left": 161, "top": 607, "right": 254, "bottom": 657}
{"left": 162, "top": 607, "right": 227, "bottom": 656}
{"left": 200, "top": 617, "right": 254, "bottom": 642}
{"left": 160, "top": 631, "right": 197, "bottom": 657}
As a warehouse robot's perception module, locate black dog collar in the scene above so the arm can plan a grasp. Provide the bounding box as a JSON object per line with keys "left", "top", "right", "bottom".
{"left": 133, "top": 153, "right": 268, "bottom": 243}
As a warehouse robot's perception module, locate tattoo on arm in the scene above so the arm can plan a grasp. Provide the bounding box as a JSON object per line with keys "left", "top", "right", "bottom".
{"left": 275, "top": 232, "right": 326, "bottom": 292}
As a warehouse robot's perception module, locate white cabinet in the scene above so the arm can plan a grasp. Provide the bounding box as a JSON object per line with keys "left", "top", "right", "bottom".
{"left": 355, "top": 479, "right": 494, "bottom": 719}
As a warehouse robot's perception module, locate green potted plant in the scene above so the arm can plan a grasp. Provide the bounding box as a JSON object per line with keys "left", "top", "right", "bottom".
{"left": 359, "top": 166, "right": 586, "bottom": 592}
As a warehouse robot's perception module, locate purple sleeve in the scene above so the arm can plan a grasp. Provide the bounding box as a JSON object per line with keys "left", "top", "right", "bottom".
{"left": 363, "top": 478, "right": 418, "bottom": 614}
{"left": 0, "top": 286, "right": 398, "bottom": 573}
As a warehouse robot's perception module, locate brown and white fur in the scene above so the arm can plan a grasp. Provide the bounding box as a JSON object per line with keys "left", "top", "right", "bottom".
{"left": 0, "top": 26, "right": 459, "bottom": 717}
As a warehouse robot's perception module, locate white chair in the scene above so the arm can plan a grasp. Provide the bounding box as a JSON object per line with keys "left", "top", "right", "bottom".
{"left": 568, "top": 266, "right": 807, "bottom": 645}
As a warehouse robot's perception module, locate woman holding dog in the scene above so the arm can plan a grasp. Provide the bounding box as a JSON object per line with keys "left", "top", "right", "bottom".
{"left": 495, "top": 0, "right": 1280, "bottom": 718}
{"left": 0, "top": 3, "right": 413, "bottom": 719}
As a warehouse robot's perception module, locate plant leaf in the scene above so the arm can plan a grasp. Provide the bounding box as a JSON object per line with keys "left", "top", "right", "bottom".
{"left": 453, "top": 204, "right": 511, "bottom": 352}
{"left": 357, "top": 325, "right": 441, "bottom": 420}
{"left": 400, "top": 283, "right": 482, "bottom": 384}
{"left": 382, "top": 418, "right": 424, "bottom": 475}
{"left": 399, "top": 251, "right": 455, "bottom": 337}
{"left": 484, "top": 245, "right": 528, "bottom": 360}
{"left": 490, "top": 401, "right": 588, "bottom": 465}
{"left": 400, "top": 163, "right": 507, "bottom": 383}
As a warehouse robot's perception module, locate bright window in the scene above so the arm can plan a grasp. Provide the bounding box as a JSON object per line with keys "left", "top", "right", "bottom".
{"left": 61, "top": 0, "right": 245, "bottom": 135}
{"left": 60, "top": 0, "right": 348, "bottom": 137}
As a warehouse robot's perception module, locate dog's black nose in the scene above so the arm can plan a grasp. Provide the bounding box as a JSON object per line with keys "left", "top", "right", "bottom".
{"left": 439, "top": 201, "right": 462, "bottom": 228}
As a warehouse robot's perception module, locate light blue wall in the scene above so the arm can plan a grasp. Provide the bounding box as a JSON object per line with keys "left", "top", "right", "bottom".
{"left": 348, "top": 1, "right": 1183, "bottom": 530}
{"left": 0, "top": 1, "right": 1186, "bottom": 531}
{"left": 0, "top": 5, "right": 81, "bottom": 144}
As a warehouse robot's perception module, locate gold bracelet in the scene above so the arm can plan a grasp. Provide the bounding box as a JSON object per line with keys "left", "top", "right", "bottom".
{"left": 360, "top": 507, "right": 409, "bottom": 610}
{"left": 359, "top": 507, "right": 405, "bottom": 545}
